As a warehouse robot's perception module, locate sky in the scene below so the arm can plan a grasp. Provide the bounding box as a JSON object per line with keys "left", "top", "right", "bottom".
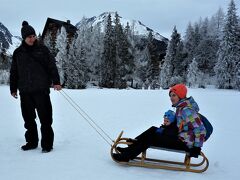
{"left": 0, "top": 0, "right": 239, "bottom": 39}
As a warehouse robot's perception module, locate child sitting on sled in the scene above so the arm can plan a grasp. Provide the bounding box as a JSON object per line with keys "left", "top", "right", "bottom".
{"left": 116, "top": 110, "right": 178, "bottom": 154}
{"left": 155, "top": 110, "right": 178, "bottom": 137}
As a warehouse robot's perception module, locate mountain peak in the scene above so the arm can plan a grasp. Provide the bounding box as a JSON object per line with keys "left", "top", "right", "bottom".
{"left": 0, "top": 22, "right": 21, "bottom": 55}
{"left": 75, "top": 12, "right": 168, "bottom": 42}
{"left": 0, "top": 22, "right": 13, "bottom": 49}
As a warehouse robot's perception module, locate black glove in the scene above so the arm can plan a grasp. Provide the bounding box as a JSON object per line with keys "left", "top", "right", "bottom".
{"left": 189, "top": 147, "right": 201, "bottom": 158}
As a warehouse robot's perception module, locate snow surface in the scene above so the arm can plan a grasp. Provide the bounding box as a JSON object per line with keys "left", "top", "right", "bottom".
{"left": 1, "top": 85, "right": 240, "bottom": 180}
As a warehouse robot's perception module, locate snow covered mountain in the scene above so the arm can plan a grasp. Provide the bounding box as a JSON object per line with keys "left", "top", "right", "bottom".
{"left": 7, "top": 36, "right": 22, "bottom": 55}
{"left": 76, "top": 12, "right": 168, "bottom": 43}
{"left": 0, "top": 22, "right": 12, "bottom": 49}
{"left": 0, "top": 22, "right": 21, "bottom": 55}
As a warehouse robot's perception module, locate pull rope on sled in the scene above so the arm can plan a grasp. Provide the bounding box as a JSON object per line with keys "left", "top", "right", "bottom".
{"left": 59, "top": 89, "right": 114, "bottom": 146}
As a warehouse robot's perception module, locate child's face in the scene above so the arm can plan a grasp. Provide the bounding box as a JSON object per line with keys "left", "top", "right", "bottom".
{"left": 163, "top": 117, "right": 171, "bottom": 126}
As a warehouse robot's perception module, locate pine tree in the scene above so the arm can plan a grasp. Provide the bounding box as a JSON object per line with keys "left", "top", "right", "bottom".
{"left": 113, "top": 12, "right": 135, "bottom": 88}
{"left": 160, "top": 59, "right": 173, "bottom": 89}
{"left": 236, "top": 62, "right": 240, "bottom": 90}
{"left": 65, "top": 30, "right": 88, "bottom": 89}
{"left": 194, "top": 18, "right": 218, "bottom": 76}
{"left": 187, "top": 58, "right": 204, "bottom": 88}
{"left": 0, "top": 48, "right": 10, "bottom": 84}
{"left": 146, "top": 31, "right": 161, "bottom": 89}
{"left": 199, "top": 17, "right": 209, "bottom": 40}
{"left": 114, "top": 12, "right": 125, "bottom": 88}
{"left": 208, "top": 7, "right": 225, "bottom": 39}
{"left": 77, "top": 16, "right": 101, "bottom": 86}
{"left": 87, "top": 23, "right": 103, "bottom": 84}
{"left": 183, "top": 23, "right": 195, "bottom": 69}
{"left": 43, "top": 31, "right": 57, "bottom": 56}
{"left": 100, "top": 13, "right": 116, "bottom": 88}
{"left": 123, "top": 24, "right": 135, "bottom": 87}
{"left": 126, "top": 21, "right": 145, "bottom": 89}
{"left": 214, "top": 0, "right": 240, "bottom": 89}
{"left": 160, "top": 26, "right": 184, "bottom": 88}
{"left": 134, "top": 46, "right": 150, "bottom": 89}
{"left": 64, "top": 40, "right": 75, "bottom": 88}
{"left": 43, "top": 32, "right": 52, "bottom": 50}
{"left": 55, "top": 26, "right": 68, "bottom": 84}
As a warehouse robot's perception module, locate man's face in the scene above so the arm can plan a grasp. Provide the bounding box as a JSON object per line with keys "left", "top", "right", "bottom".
{"left": 25, "top": 35, "right": 36, "bottom": 46}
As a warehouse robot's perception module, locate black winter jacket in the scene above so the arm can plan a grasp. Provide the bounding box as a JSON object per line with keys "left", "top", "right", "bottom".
{"left": 10, "top": 41, "right": 60, "bottom": 93}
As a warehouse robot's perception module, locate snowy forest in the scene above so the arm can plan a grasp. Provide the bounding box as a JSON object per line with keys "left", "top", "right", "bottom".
{"left": 160, "top": 0, "right": 240, "bottom": 90}
{"left": 1, "top": 0, "right": 240, "bottom": 90}
{"left": 43, "top": 12, "right": 167, "bottom": 89}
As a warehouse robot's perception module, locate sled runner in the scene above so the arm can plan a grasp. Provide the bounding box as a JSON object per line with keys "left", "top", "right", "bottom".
{"left": 111, "top": 131, "right": 209, "bottom": 173}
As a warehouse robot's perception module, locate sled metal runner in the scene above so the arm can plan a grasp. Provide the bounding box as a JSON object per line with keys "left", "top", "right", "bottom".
{"left": 111, "top": 131, "right": 209, "bottom": 173}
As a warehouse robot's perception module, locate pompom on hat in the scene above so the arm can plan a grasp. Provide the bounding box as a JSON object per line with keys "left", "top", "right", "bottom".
{"left": 169, "top": 84, "right": 187, "bottom": 99}
{"left": 21, "top": 21, "right": 36, "bottom": 40}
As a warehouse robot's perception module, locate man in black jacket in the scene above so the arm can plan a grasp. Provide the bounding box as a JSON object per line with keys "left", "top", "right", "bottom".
{"left": 10, "top": 21, "right": 62, "bottom": 153}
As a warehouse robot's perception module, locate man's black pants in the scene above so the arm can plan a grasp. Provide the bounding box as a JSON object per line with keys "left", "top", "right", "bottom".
{"left": 20, "top": 90, "right": 54, "bottom": 149}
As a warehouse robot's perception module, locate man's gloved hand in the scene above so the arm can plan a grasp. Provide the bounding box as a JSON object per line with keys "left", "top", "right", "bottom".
{"left": 189, "top": 147, "right": 201, "bottom": 158}
{"left": 53, "top": 84, "right": 62, "bottom": 91}
{"left": 155, "top": 127, "right": 164, "bottom": 134}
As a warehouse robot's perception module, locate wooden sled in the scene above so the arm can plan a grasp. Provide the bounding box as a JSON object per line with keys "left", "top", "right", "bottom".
{"left": 111, "top": 131, "right": 209, "bottom": 173}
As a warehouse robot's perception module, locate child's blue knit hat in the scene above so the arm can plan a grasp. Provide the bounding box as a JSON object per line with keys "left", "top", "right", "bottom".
{"left": 164, "top": 110, "right": 176, "bottom": 123}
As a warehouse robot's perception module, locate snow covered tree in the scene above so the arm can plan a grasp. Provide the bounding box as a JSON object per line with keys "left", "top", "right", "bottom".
{"left": 208, "top": 7, "right": 225, "bottom": 39}
{"left": 100, "top": 13, "right": 116, "bottom": 88}
{"left": 0, "top": 48, "right": 10, "bottom": 84}
{"left": 183, "top": 23, "right": 195, "bottom": 68}
{"left": 123, "top": 23, "right": 135, "bottom": 87}
{"left": 199, "top": 18, "right": 209, "bottom": 40}
{"left": 43, "top": 31, "right": 57, "bottom": 56}
{"left": 194, "top": 38, "right": 217, "bottom": 76}
{"left": 145, "top": 31, "right": 161, "bottom": 89}
{"left": 193, "top": 18, "right": 218, "bottom": 76}
{"left": 236, "top": 62, "right": 240, "bottom": 90}
{"left": 160, "top": 26, "right": 184, "bottom": 88}
{"left": 214, "top": 0, "right": 240, "bottom": 89}
{"left": 113, "top": 12, "right": 135, "bottom": 88}
{"left": 114, "top": 12, "right": 126, "bottom": 88}
{"left": 87, "top": 23, "right": 103, "bottom": 84}
{"left": 55, "top": 26, "right": 68, "bottom": 84}
{"left": 0, "top": 69, "right": 9, "bottom": 84}
{"left": 65, "top": 30, "right": 88, "bottom": 89}
{"left": 187, "top": 58, "right": 204, "bottom": 88}
{"left": 160, "top": 59, "right": 173, "bottom": 89}
{"left": 134, "top": 46, "right": 150, "bottom": 89}
{"left": 76, "top": 16, "right": 102, "bottom": 87}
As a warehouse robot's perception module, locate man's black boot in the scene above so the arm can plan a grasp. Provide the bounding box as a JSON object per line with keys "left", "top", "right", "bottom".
{"left": 42, "top": 147, "right": 53, "bottom": 153}
{"left": 21, "top": 143, "right": 38, "bottom": 151}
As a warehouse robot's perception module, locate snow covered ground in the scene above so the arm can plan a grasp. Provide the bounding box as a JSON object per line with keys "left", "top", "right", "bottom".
{"left": 1, "top": 85, "right": 240, "bottom": 180}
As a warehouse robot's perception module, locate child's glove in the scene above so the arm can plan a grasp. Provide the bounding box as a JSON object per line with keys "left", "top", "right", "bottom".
{"left": 155, "top": 127, "right": 164, "bottom": 134}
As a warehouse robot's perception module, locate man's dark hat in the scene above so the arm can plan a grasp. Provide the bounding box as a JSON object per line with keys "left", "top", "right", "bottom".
{"left": 21, "top": 21, "right": 36, "bottom": 40}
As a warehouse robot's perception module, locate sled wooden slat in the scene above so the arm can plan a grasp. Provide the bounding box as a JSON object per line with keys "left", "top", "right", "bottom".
{"left": 111, "top": 131, "right": 209, "bottom": 173}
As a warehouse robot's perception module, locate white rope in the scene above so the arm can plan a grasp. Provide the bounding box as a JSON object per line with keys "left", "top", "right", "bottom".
{"left": 59, "top": 89, "right": 113, "bottom": 146}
